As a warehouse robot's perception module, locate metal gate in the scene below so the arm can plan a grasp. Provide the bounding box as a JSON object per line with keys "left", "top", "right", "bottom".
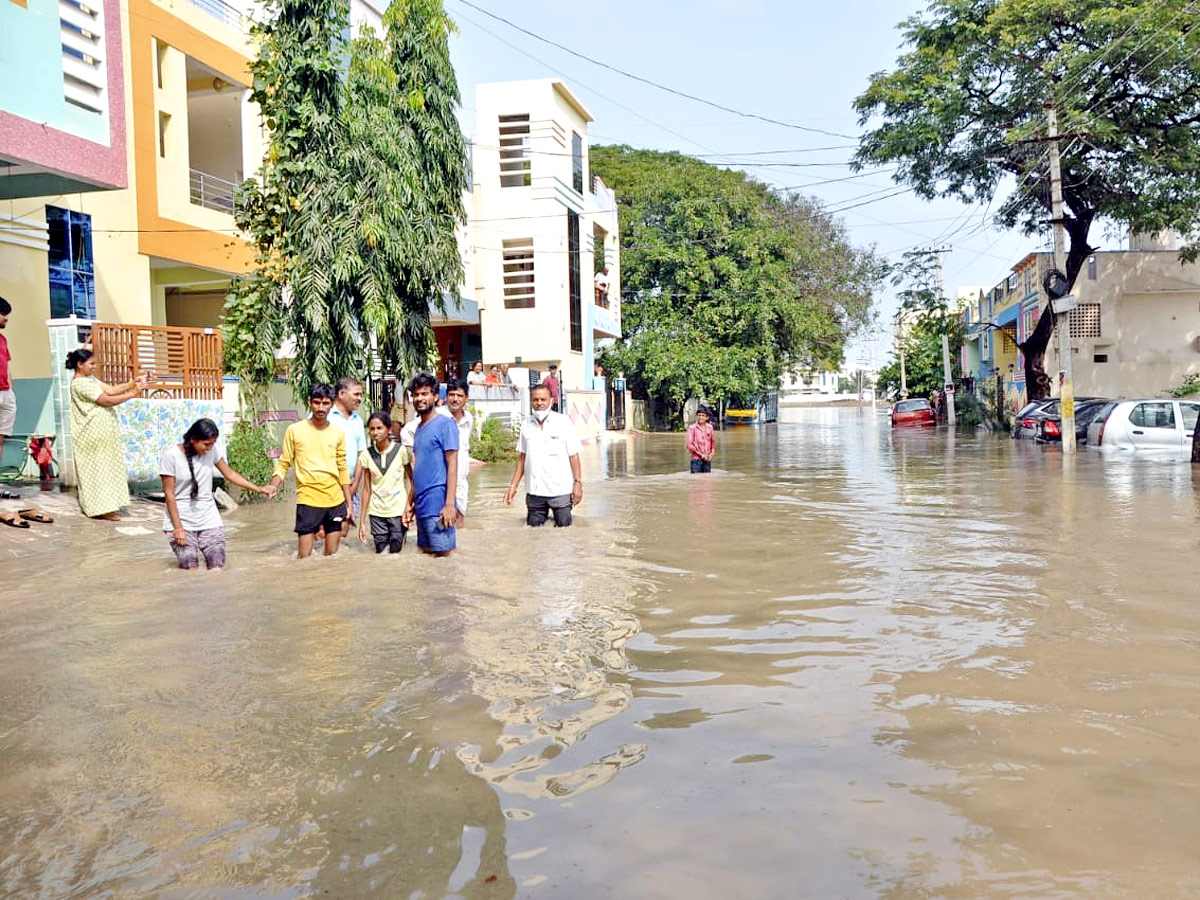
{"left": 606, "top": 380, "right": 626, "bottom": 430}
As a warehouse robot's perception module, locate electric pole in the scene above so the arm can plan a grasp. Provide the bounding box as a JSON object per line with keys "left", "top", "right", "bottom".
{"left": 931, "top": 245, "right": 956, "bottom": 427}
{"left": 1047, "top": 105, "right": 1076, "bottom": 453}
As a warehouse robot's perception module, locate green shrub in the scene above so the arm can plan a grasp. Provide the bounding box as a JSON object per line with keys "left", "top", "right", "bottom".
{"left": 225, "top": 418, "right": 277, "bottom": 500}
{"left": 472, "top": 414, "right": 517, "bottom": 463}
{"left": 953, "top": 391, "right": 986, "bottom": 430}
{"left": 1169, "top": 372, "right": 1200, "bottom": 397}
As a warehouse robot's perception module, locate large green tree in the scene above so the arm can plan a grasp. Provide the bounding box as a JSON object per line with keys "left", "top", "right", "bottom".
{"left": 224, "top": 0, "right": 466, "bottom": 404}
{"left": 223, "top": 0, "right": 345, "bottom": 409}
{"left": 877, "top": 251, "right": 965, "bottom": 398}
{"left": 854, "top": 0, "right": 1200, "bottom": 401}
{"left": 590, "top": 145, "right": 882, "bottom": 423}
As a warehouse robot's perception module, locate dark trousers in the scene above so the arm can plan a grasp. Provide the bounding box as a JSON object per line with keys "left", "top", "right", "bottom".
{"left": 370, "top": 514, "right": 407, "bottom": 553}
{"left": 526, "top": 493, "right": 572, "bottom": 527}
{"left": 690, "top": 459, "right": 712, "bottom": 473}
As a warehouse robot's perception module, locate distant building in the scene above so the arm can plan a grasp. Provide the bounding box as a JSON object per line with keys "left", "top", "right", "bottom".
{"left": 465, "top": 79, "right": 621, "bottom": 395}
{"left": 960, "top": 232, "right": 1200, "bottom": 406}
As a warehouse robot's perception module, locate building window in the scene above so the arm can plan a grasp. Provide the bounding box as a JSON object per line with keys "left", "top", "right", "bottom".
{"left": 568, "top": 210, "right": 582, "bottom": 352}
{"left": 502, "top": 238, "right": 535, "bottom": 308}
{"left": 1087, "top": 255, "right": 1097, "bottom": 280}
{"left": 1024, "top": 268, "right": 1032, "bottom": 293}
{"left": 1006, "top": 273, "right": 1017, "bottom": 292}
{"left": 158, "top": 112, "right": 170, "bottom": 157}
{"left": 46, "top": 206, "right": 95, "bottom": 319}
{"left": 156, "top": 39, "right": 168, "bottom": 89}
{"left": 60, "top": 0, "right": 105, "bottom": 114}
{"left": 499, "top": 114, "right": 531, "bottom": 188}
{"left": 1070, "top": 302, "right": 1101, "bottom": 338}
{"left": 572, "top": 131, "right": 583, "bottom": 194}
{"left": 1093, "top": 353, "right": 1109, "bottom": 363}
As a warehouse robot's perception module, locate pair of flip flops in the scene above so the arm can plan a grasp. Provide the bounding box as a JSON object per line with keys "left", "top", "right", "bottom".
{"left": 0, "top": 508, "right": 54, "bottom": 529}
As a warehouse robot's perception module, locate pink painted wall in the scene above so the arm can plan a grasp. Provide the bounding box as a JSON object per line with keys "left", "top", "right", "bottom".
{"left": 0, "top": 0, "right": 127, "bottom": 190}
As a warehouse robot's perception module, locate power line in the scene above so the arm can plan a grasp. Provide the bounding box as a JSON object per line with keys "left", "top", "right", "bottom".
{"left": 449, "top": 0, "right": 859, "bottom": 141}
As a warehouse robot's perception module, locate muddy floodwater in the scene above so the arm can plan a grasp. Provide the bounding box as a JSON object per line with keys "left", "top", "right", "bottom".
{"left": 4, "top": 406, "right": 1200, "bottom": 899}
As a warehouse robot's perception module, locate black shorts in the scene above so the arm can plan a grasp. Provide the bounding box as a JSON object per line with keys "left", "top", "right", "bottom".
{"left": 295, "top": 502, "right": 347, "bottom": 535}
{"left": 370, "top": 514, "right": 407, "bottom": 553}
{"left": 690, "top": 459, "right": 712, "bottom": 473}
{"left": 526, "top": 493, "right": 572, "bottom": 527}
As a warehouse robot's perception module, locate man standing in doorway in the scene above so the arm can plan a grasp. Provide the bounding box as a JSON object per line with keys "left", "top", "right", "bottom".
{"left": 545, "top": 364, "right": 561, "bottom": 412}
{"left": 409, "top": 372, "right": 459, "bottom": 557}
{"left": 438, "top": 378, "right": 473, "bottom": 523}
{"left": 270, "top": 383, "right": 354, "bottom": 558}
{"left": 505, "top": 383, "right": 582, "bottom": 527}
{"left": 0, "top": 297, "right": 13, "bottom": 461}
{"left": 328, "top": 376, "right": 367, "bottom": 536}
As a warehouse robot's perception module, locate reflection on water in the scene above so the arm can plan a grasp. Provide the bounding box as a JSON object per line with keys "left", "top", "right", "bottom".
{"left": 3, "top": 407, "right": 1200, "bottom": 898}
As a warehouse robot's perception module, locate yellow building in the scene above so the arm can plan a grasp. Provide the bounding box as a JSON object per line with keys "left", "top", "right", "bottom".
{"left": 0, "top": 0, "right": 260, "bottom": 435}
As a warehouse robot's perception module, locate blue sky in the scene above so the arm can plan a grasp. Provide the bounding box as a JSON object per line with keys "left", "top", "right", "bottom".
{"left": 443, "top": 0, "right": 1076, "bottom": 370}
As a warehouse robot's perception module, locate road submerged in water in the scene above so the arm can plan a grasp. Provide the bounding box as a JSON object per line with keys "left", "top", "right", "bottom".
{"left": 2, "top": 406, "right": 1199, "bottom": 899}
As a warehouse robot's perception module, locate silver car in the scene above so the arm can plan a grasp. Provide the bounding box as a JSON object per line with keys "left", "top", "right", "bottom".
{"left": 1087, "top": 399, "right": 1200, "bottom": 451}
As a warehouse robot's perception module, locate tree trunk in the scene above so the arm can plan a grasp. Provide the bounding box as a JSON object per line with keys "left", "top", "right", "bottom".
{"left": 1017, "top": 206, "right": 1094, "bottom": 401}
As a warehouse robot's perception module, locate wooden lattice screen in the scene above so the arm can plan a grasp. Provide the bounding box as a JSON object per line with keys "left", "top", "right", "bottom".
{"left": 90, "top": 323, "right": 224, "bottom": 400}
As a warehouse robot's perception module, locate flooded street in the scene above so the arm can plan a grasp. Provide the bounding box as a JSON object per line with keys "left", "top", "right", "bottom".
{"left": 3, "top": 406, "right": 1200, "bottom": 899}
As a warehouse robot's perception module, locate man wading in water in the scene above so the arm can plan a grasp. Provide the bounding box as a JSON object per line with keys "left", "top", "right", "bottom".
{"left": 409, "top": 372, "right": 459, "bottom": 557}
{"left": 504, "top": 383, "right": 583, "bottom": 527}
{"left": 270, "top": 383, "right": 354, "bottom": 558}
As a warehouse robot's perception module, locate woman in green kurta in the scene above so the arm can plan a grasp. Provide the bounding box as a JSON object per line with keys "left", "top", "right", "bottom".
{"left": 66, "top": 349, "right": 148, "bottom": 520}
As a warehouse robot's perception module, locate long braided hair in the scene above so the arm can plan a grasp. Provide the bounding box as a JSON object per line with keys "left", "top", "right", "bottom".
{"left": 181, "top": 418, "right": 220, "bottom": 501}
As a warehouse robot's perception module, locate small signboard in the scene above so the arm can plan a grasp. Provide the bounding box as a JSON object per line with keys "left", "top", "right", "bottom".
{"left": 1052, "top": 295, "right": 1077, "bottom": 313}
{"left": 944, "top": 384, "right": 955, "bottom": 393}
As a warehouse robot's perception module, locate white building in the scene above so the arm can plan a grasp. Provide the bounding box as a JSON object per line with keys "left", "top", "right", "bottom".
{"left": 467, "top": 79, "right": 621, "bottom": 393}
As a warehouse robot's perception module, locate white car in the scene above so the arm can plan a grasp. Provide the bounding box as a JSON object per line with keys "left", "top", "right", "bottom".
{"left": 1087, "top": 399, "right": 1200, "bottom": 451}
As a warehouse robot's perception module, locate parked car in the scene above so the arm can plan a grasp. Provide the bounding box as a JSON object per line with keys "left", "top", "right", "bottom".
{"left": 1034, "top": 399, "right": 1111, "bottom": 445}
{"left": 1011, "top": 400, "right": 1054, "bottom": 439}
{"left": 1087, "top": 399, "right": 1200, "bottom": 451}
{"left": 1012, "top": 397, "right": 1102, "bottom": 439}
{"left": 891, "top": 398, "right": 936, "bottom": 428}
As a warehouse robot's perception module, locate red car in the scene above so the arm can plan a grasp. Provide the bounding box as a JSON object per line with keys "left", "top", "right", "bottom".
{"left": 890, "top": 398, "right": 936, "bottom": 428}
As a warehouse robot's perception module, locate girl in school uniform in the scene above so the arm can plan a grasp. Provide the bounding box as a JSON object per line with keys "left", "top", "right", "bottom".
{"left": 357, "top": 410, "right": 414, "bottom": 553}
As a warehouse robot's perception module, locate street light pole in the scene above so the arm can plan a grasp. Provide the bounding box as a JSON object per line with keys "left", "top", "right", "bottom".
{"left": 1047, "top": 105, "right": 1077, "bottom": 453}
{"left": 941, "top": 333, "right": 956, "bottom": 426}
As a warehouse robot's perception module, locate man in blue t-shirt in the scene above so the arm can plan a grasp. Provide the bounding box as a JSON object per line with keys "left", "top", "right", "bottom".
{"left": 408, "top": 371, "right": 459, "bottom": 557}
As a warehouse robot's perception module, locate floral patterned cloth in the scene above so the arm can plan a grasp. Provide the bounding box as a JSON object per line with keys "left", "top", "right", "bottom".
{"left": 117, "top": 399, "right": 226, "bottom": 482}
{"left": 71, "top": 376, "right": 131, "bottom": 516}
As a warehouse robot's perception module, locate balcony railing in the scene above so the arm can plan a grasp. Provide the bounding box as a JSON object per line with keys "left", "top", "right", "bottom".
{"left": 183, "top": 0, "right": 247, "bottom": 28}
{"left": 90, "top": 323, "right": 224, "bottom": 400}
{"left": 189, "top": 168, "right": 239, "bottom": 213}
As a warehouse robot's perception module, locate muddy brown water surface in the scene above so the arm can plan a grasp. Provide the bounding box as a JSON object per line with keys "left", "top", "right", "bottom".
{"left": 3, "top": 406, "right": 1200, "bottom": 899}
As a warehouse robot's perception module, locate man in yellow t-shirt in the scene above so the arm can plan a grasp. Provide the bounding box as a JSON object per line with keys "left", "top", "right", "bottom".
{"left": 269, "top": 383, "right": 353, "bottom": 558}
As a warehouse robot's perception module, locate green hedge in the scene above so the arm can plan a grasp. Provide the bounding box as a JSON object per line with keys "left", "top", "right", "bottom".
{"left": 225, "top": 419, "right": 277, "bottom": 500}
{"left": 472, "top": 414, "right": 517, "bottom": 463}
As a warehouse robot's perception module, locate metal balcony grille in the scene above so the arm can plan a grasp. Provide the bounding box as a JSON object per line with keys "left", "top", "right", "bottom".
{"left": 189, "top": 168, "right": 238, "bottom": 213}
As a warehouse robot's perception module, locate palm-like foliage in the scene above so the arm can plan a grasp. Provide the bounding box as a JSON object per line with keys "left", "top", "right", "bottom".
{"left": 225, "top": 0, "right": 467, "bottom": 406}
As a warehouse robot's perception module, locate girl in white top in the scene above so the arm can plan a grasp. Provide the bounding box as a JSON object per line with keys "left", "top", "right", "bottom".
{"left": 160, "top": 418, "right": 275, "bottom": 571}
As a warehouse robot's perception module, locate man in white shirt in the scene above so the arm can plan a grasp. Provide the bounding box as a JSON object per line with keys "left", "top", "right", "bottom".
{"left": 327, "top": 376, "right": 367, "bottom": 535}
{"left": 504, "top": 383, "right": 583, "bottom": 527}
{"left": 438, "top": 378, "right": 473, "bottom": 522}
